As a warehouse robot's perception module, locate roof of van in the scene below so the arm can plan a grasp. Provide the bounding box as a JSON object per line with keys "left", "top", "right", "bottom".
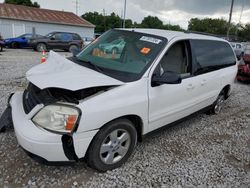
{"left": 119, "top": 28, "right": 226, "bottom": 42}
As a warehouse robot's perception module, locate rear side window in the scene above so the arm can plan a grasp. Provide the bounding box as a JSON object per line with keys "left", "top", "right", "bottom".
{"left": 191, "top": 40, "right": 236, "bottom": 75}
{"left": 72, "top": 34, "right": 81, "bottom": 40}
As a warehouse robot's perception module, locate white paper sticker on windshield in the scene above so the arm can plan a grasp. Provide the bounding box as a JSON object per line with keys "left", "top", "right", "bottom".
{"left": 140, "top": 36, "right": 162, "bottom": 44}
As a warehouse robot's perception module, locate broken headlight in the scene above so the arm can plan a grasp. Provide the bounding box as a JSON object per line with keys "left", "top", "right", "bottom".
{"left": 32, "top": 104, "right": 80, "bottom": 134}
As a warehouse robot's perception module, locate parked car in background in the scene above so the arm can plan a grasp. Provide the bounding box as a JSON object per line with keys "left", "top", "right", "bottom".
{"left": 243, "top": 44, "right": 250, "bottom": 63}
{"left": 94, "top": 33, "right": 102, "bottom": 39}
{"left": 0, "top": 41, "right": 4, "bottom": 52}
{"left": 83, "top": 37, "right": 94, "bottom": 46}
{"left": 99, "top": 38, "right": 126, "bottom": 53}
{"left": 237, "top": 60, "right": 250, "bottom": 82}
{"left": 230, "top": 42, "right": 244, "bottom": 60}
{"left": 0, "top": 35, "right": 4, "bottom": 52}
{"left": 4, "top": 34, "right": 43, "bottom": 48}
{"left": 29, "top": 32, "right": 83, "bottom": 52}
{"left": 1, "top": 29, "right": 237, "bottom": 172}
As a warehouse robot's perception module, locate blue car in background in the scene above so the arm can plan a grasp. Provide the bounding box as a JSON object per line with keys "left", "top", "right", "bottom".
{"left": 4, "top": 34, "right": 43, "bottom": 48}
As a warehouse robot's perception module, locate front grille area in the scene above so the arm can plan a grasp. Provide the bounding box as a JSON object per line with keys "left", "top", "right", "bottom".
{"left": 23, "top": 84, "right": 42, "bottom": 114}
{"left": 22, "top": 83, "right": 109, "bottom": 114}
{"left": 22, "top": 83, "right": 57, "bottom": 114}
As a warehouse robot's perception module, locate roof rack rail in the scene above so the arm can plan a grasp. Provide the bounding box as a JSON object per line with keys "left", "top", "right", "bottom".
{"left": 184, "top": 30, "right": 219, "bottom": 37}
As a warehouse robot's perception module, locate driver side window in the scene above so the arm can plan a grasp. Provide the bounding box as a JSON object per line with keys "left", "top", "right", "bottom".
{"left": 159, "top": 40, "right": 191, "bottom": 78}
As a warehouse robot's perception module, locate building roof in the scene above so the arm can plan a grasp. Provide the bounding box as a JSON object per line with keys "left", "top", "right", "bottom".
{"left": 120, "top": 28, "right": 226, "bottom": 42}
{"left": 0, "top": 3, "right": 95, "bottom": 28}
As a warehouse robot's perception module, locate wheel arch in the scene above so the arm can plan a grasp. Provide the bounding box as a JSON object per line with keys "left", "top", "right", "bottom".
{"left": 222, "top": 84, "right": 231, "bottom": 99}
{"left": 85, "top": 114, "right": 144, "bottom": 158}
{"left": 99, "top": 114, "right": 144, "bottom": 142}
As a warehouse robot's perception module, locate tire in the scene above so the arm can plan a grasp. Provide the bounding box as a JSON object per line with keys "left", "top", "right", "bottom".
{"left": 0, "top": 107, "right": 13, "bottom": 133}
{"left": 36, "top": 43, "right": 47, "bottom": 52}
{"left": 11, "top": 42, "right": 19, "bottom": 49}
{"left": 69, "top": 45, "right": 78, "bottom": 53}
{"left": 86, "top": 119, "right": 137, "bottom": 172}
{"left": 209, "top": 91, "right": 225, "bottom": 115}
{"left": 0, "top": 45, "right": 2, "bottom": 52}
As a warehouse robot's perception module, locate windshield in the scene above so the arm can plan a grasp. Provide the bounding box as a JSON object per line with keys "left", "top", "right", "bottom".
{"left": 18, "top": 34, "right": 30, "bottom": 38}
{"left": 76, "top": 29, "right": 167, "bottom": 82}
{"left": 46, "top": 33, "right": 55, "bottom": 38}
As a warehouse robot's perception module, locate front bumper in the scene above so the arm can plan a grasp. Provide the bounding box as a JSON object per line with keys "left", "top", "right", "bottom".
{"left": 10, "top": 92, "right": 98, "bottom": 162}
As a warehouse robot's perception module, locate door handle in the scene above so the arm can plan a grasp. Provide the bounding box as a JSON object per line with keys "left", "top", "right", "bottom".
{"left": 201, "top": 79, "right": 207, "bottom": 86}
{"left": 187, "top": 84, "right": 195, "bottom": 90}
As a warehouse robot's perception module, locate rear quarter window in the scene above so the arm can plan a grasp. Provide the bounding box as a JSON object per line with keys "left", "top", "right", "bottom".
{"left": 191, "top": 40, "right": 236, "bottom": 74}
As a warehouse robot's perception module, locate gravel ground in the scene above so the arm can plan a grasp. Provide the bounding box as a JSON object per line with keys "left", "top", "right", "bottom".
{"left": 0, "top": 49, "right": 249, "bottom": 188}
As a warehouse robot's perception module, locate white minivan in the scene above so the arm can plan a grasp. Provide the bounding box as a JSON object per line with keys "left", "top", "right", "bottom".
{"left": 0, "top": 29, "right": 237, "bottom": 171}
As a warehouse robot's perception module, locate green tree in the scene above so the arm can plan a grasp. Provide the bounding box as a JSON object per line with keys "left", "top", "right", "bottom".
{"left": 238, "top": 23, "right": 250, "bottom": 41}
{"left": 163, "top": 24, "right": 184, "bottom": 31}
{"left": 188, "top": 18, "right": 231, "bottom": 35}
{"left": 82, "top": 12, "right": 132, "bottom": 33}
{"left": 5, "top": 0, "right": 40, "bottom": 8}
{"left": 141, "top": 16, "right": 163, "bottom": 29}
{"left": 82, "top": 12, "right": 105, "bottom": 33}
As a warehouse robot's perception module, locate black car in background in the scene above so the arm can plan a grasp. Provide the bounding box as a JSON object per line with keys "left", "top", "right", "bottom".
{"left": 0, "top": 35, "right": 4, "bottom": 52}
{"left": 29, "top": 32, "right": 83, "bottom": 52}
{"left": 0, "top": 41, "right": 4, "bottom": 52}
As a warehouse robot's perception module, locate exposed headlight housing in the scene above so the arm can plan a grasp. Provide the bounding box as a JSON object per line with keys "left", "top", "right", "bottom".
{"left": 32, "top": 104, "right": 81, "bottom": 134}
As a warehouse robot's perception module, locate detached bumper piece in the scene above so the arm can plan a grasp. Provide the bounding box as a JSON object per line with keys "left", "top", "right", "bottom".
{"left": 0, "top": 94, "right": 14, "bottom": 132}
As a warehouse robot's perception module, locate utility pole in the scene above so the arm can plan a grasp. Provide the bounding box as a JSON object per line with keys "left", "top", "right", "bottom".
{"left": 103, "top": 9, "right": 106, "bottom": 31}
{"left": 227, "top": 0, "right": 234, "bottom": 40}
{"left": 73, "top": 0, "right": 79, "bottom": 16}
{"left": 123, "top": 0, "right": 127, "bottom": 28}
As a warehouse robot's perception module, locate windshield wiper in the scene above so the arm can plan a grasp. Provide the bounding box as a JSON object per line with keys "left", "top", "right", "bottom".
{"left": 87, "top": 61, "right": 104, "bottom": 74}
{"left": 75, "top": 58, "right": 104, "bottom": 74}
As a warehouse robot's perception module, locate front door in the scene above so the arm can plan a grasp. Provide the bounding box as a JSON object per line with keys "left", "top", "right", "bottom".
{"left": 148, "top": 40, "right": 199, "bottom": 132}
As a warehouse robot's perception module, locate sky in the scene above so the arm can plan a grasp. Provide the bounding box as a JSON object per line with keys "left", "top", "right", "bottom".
{"left": 1, "top": 0, "right": 250, "bottom": 29}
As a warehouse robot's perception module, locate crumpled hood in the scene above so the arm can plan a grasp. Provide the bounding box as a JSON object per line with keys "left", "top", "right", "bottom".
{"left": 26, "top": 51, "right": 124, "bottom": 90}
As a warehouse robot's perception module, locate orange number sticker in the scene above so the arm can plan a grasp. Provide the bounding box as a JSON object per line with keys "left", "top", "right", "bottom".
{"left": 140, "top": 47, "right": 151, "bottom": 54}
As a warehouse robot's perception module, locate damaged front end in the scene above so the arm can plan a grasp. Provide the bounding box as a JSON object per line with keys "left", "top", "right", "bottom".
{"left": 22, "top": 83, "right": 113, "bottom": 114}
{"left": 0, "top": 82, "right": 115, "bottom": 162}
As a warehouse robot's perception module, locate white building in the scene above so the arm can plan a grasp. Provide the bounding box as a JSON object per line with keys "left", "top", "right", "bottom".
{"left": 0, "top": 3, "right": 95, "bottom": 39}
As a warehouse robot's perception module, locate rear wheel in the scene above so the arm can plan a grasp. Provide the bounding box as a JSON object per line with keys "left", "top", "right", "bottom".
{"left": 86, "top": 119, "right": 137, "bottom": 172}
{"left": 11, "top": 42, "right": 19, "bottom": 48}
{"left": 69, "top": 45, "right": 78, "bottom": 53}
{"left": 36, "top": 43, "right": 47, "bottom": 52}
{"left": 210, "top": 91, "right": 225, "bottom": 115}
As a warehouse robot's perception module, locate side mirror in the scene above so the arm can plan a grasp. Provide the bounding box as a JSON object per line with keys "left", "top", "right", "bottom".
{"left": 152, "top": 71, "right": 182, "bottom": 87}
{"left": 22, "top": 37, "right": 26, "bottom": 40}
{"left": 50, "top": 37, "right": 55, "bottom": 40}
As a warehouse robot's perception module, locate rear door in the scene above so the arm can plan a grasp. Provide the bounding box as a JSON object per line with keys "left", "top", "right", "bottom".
{"left": 47, "top": 33, "right": 61, "bottom": 49}
{"left": 190, "top": 39, "right": 237, "bottom": 107}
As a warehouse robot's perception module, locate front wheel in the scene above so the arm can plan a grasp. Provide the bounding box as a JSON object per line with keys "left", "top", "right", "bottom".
{"left": 86, "top": 119, "right": 137, "bottom": 172}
